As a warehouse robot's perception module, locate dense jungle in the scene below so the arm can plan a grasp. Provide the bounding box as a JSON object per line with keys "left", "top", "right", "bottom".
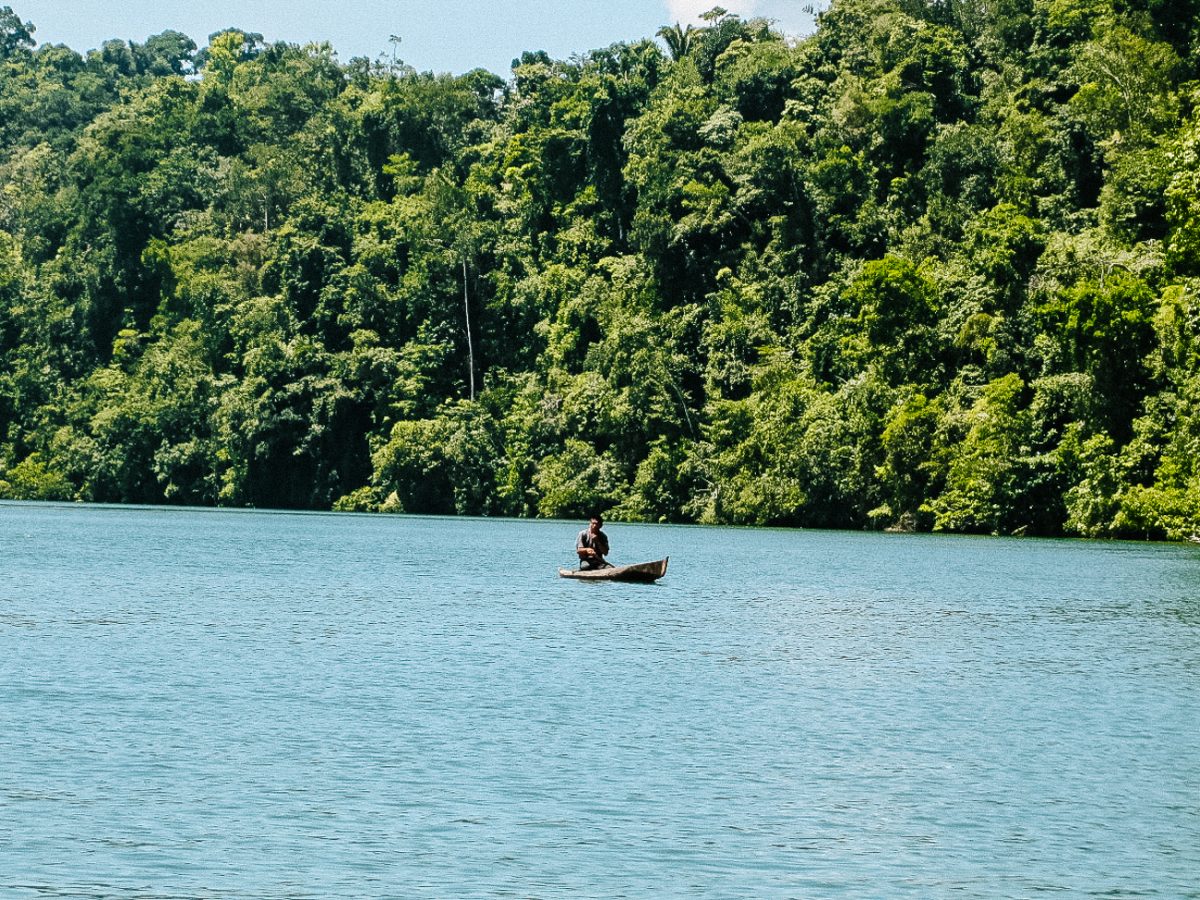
{"left": 1, "top": 0, "right": 1199, "bottom": 538}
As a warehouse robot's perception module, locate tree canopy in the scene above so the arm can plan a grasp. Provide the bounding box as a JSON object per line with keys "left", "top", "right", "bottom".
{"left": 1, "top": 1, "right": 1199, "bottom": 540}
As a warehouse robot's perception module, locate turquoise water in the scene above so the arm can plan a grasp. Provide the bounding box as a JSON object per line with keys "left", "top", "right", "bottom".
{"left": 2, "top": 502, "right": 1198, "bottom": 898}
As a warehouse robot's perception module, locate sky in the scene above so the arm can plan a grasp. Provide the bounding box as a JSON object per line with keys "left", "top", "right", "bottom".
{"left": 7, "top": 0, "right": 818, "bottom": 76}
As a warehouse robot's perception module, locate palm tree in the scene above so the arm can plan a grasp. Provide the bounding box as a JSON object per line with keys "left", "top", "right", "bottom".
{"left": 656, "top": 23, "right": 698, "bottom": 61}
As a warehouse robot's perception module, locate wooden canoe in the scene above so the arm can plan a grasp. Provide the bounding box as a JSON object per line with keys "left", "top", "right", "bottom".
{"left": 559, "top": 557, "right": 669, "bottom": 583}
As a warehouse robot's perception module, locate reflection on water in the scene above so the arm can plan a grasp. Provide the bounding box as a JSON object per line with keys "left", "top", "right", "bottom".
{"left": 2, "top": 502, "right": 1198, "bottom": 898}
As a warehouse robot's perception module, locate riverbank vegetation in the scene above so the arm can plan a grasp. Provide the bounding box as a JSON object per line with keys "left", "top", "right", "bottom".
{"left": 1, "top": 1, "right": 1199, "bottom": 538}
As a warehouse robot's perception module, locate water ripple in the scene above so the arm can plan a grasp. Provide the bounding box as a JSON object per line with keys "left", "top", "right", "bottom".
{"left": 1, "top": 505, "right": 1197, "bottom": 897}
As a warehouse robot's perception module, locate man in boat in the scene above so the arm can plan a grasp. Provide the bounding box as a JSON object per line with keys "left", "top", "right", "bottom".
{"left": 576, "top": 514, "right": 611, "bottom": 570}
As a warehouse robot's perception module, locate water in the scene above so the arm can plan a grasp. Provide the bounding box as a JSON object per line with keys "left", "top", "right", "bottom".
{"left": 2, "top": 502, "right": 1198, "bottom": 898}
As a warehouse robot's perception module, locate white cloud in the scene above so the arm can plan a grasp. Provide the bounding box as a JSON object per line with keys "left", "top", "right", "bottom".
{"left": 662, "top": 0, "right": 761, "bottom": 26}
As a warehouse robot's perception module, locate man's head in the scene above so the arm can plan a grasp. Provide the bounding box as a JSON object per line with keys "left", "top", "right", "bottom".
{"left": 588, "top": 515, "right": 603, "bottom": 533}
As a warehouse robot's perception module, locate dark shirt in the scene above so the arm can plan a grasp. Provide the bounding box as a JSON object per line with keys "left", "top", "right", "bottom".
{"left": 576, "top": 528, "right": 609, "bottom": 568}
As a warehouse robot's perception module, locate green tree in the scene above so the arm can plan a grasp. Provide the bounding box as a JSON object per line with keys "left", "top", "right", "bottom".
{"left": 0, "top": 5, "right": 33, "bottom": 61}
{"left": 657, "top": 23, "right": 698, "bottom": 62}
{"left": 926, "top": 373, "right": 1055, "bottom": 534}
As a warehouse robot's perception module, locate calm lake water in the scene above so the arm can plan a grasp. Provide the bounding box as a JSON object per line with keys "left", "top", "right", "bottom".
{"left": 2, "top": 502, "right": 1198, "bottom": 898}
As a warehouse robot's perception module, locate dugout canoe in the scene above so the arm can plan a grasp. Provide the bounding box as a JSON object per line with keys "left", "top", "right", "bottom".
{"left": 558, "top": 557, "right": 669, "bottom": 583}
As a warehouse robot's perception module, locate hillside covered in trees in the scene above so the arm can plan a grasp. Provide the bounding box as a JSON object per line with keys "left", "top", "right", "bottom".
{"left": 1, "top": 0, "right": 1199, "bottom": 539}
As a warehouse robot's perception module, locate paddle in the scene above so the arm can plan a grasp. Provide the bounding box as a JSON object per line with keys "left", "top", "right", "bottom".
{"left": 578, "top": 548, "right": 613, "bottom": 570}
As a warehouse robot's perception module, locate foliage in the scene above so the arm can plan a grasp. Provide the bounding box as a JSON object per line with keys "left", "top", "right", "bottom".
{"left": 1, "top": 0, "right": 1198, "bottom": 540}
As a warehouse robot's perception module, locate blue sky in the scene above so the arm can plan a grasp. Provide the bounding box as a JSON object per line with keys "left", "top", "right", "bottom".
{"left": 9, "top": 0, "right": 817, "bottom": 75}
